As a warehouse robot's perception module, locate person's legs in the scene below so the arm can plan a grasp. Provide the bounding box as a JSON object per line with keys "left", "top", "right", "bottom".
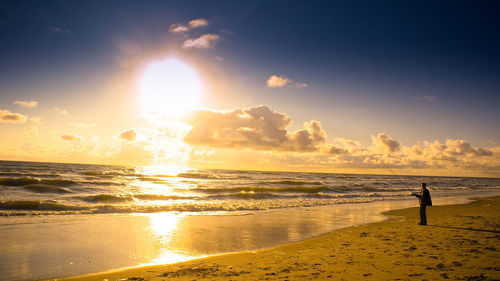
{"left": 419, "top": 204, "right": 427, "bottom": 225}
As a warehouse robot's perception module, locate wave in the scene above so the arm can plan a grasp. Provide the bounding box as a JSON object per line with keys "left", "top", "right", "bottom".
{"left": 0, "top": 177, "right": 78, "bottom": 187}
{"left": 74, "top": 194, "right": 133, "bottom": 203}
{"left": 0, "top": 197, "right": 386, "bottom": 215}
{"left": 206, "top": 192, "right": 280, "bottom": 200}
{"left": 177, "top": 172, "right": 220, "bottom": 180}
{"left": 0, "top": 200, "right": 85, "bottom": 211}
{"left": 267, "top": 180, "right": 323, "bottom": 186}
{"left": 80, "top": 170, "right": 138, "bottom": 177}
{"left": 134, "top": 194, "right": 197, "bottom": 200}
{"left": 22, "top": 184, "right": 72, "bottom": 194}
{"left": 137, "top": 176, "right": 169, "bottom": 183}
{"left": 194, "top": 185, "right": 334, "bottom": 194}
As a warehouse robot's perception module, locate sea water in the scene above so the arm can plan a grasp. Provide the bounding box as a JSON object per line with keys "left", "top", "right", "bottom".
{"left": 1, "top": 160, "right": 499, "bottom": 280}
{"left": 1, "top": 161, "right": 498, "bottom": 216}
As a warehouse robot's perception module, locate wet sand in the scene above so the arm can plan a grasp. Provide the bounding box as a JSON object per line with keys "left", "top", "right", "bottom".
{"left": 60, "top": 196, "right": 499, "bottom": 281}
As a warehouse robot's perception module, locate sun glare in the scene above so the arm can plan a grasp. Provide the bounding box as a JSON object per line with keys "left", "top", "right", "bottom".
{"left": 140, "top": 59, "right": 201, "bottom": 116}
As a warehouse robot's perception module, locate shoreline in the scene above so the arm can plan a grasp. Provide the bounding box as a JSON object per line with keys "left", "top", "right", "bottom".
{"left": 58, "top": 195, "right": 500, "bottom": 281}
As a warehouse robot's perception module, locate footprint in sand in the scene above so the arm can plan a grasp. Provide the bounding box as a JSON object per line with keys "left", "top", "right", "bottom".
{"left": 440, "top": 273, "right": 450, "bottom": 279}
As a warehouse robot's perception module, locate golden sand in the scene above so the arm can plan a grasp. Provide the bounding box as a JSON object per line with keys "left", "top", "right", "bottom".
{"left": 60, "top": 196, "right": 499, "bottom": 281}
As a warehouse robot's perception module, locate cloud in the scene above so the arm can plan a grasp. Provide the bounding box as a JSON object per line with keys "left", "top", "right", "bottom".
{"left": 443, "top": 139, "right": 492, "bottom": 157}
{"left": 335, "top": 138, "right": 361, "bottom": 148}
{"left": 169, "top": 23, "right": 189, "bottom": 33}
{"left": 61, "top": 133, "right": 84, "bottom": 141}
{"left": 326, "top": 145, "right": 349, "bottom": 155}
{"left": 14, "top": 100, "right": 38, "bottom": 108}
{"left": 293, "top": 82, "right": 308, "bottom": 88}
{"left": 182, "top": 34, "right": 220, "bottom": 49}
{"left": 22, "top": 126, "right": 39, "bottom": 137}
{"left": 54, "top": 108, "right": 68, "bottom": 115}
{"left": 288, "top": 120, "right": 327, "bottom": 152}
{"left": 0, "top": 109, "right": 28, "bottom": 123}
{"left": 371, "top": 133, "right": 400, "bottom": 153}
{"left": 267, "top": 75, "right": 291, "bottom": 88}
{"left": 188, "top": 18, "right": 208, "bottom": 28}
{"left": 47, "top": 25, "right": 72, "bottom": 34}
{"left": 116, "top": 128, "right": 137, "bottom": 141}
{"left": 184, "top": 105, "right": 329, "bottom": 152}
{"left": 220, "top": 29, "right": 235, "bottom": 35}
{"left": 266, "top": 75, "right": 307, "bottom": 88}
{"left": 169, "top": 18, "right": 208, "bottom": 33}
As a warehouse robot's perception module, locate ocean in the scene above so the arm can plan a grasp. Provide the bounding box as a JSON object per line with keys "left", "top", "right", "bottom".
{"left": 1, "top": 160, "right": 499, "bottom": 216}
{"left": 1, "top": 160, "right": 499, "bottom": 280}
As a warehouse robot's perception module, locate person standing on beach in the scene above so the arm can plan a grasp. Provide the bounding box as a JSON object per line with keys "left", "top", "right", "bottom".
{"left": 412, "top": 183, "right": 432, "bottom": 225}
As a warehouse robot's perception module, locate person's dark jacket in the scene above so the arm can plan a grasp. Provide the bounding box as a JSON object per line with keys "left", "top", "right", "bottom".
{"left": 420, "top": 189, "right": 432, "bottom": 206}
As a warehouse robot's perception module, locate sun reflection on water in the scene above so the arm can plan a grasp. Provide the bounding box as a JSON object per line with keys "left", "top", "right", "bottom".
{"left": 148, "top": 212, "right": 182, "bottom": 238}
{"left": 136, "top": 165, "right": 188, "bottom": 177}
{"left": 131, "top": 165, "right": 199, "bottom": 200}
{"left": 140, "top": 212, "right": 196, "bottom": 265}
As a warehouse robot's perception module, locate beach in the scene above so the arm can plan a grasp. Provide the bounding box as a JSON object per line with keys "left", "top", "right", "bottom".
{"left": 60, "top": 196, "right": 500, "bottom": 281}
{"left": 1, "top": 161, "right": 499, "bottom": 280}
{"left": 2, "top": 1, "right": 500, "bottom": 280}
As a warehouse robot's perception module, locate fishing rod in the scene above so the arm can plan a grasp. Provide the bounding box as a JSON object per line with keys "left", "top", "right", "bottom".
{"left": 381, "top": 161, "right": 417, "bottom": 197}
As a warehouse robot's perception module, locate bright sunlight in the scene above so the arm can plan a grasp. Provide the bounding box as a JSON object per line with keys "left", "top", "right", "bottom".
{"left": 140, "top": 58, "right": 201, "bottom": 116}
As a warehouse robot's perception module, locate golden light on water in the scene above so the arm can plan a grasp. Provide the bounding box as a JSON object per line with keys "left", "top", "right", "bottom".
{"left": 140, "top": 58, "right": 201, "bottom": 116}
{"left": 136, "top": 165, "right": 187, "bottom": 177}
{"left": 148, "top": 212, "right": 182, "bottom": 239}
{"left": 143, "top": 212, "right": 194, "bottom": 265}
{"left": 133, "top": 166, "right": 197, "bottom": 194}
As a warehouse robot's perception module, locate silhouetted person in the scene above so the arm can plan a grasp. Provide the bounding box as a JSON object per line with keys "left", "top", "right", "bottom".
{"left": 412, "top": 183, "right": 432, "bottom": 225}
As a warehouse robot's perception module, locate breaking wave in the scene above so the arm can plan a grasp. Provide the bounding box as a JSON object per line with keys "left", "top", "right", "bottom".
{"left": 0, "top": 177, "right": 77, "bottom": 187}
{"left": 1, "top": 160, "right": 499, "bottom": 216}
{"left": 21, "top": 184, "right": 72, "bottom": 194}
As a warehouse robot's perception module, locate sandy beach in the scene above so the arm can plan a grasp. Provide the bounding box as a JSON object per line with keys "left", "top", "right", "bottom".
{"left": 59, "top": 196, "right": 500, "bottom": 281}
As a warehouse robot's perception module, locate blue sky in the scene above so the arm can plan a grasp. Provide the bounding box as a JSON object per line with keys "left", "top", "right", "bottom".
{"left": 0, "top": 0, "right": 499, "bottom": 175}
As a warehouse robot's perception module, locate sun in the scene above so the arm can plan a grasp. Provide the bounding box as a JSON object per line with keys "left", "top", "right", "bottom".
{"left": 140, "top": 58, "right": 201, "bottom": 116}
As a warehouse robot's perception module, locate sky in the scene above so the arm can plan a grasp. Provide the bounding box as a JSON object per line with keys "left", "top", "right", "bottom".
{"left": 1, "top": 0, "right": 499, "bottom": 177}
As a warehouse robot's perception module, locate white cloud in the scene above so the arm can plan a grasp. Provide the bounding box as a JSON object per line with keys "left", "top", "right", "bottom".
{"left": 443, "top": 139, "right": 492, "bottom": 157}
{"left": 116, "top": 128, "right": 137, "bottom": 141}
{"left": 335, "top": 138, "right": 361, "bottom": 148}
{"left": 371, "top": 133, "right": 400, "bottom": 153}
{"left": 14, "top": 100, "right": 38, "bottom": 108}
{"left": 0, "top": 109, "right": 27, "bottom": 123}
{"left": 266, "top": 75, "right": 291, "bottom": 88}
{"left": 54, "top": 108, "right": 68, "bottom": 115}
{"left": 267, "top": 75, "right": 307, "bottom": 88}
{"left": 169, "top": 23, "right": 189, "bottom": 33}
{"left": 61, "top": 133, "right": 84, "bottom": 141}
{"left": 188, "top": 18, "right": 208, "bottom": 28}
{"left": 184, "top": 105, "right": 329, "bottom": 152}
{"left": 182, "top": 34, "right": 220, "bottom": 49}
{"left": 170, "top": 18, "right": 208, "bottom": 33}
